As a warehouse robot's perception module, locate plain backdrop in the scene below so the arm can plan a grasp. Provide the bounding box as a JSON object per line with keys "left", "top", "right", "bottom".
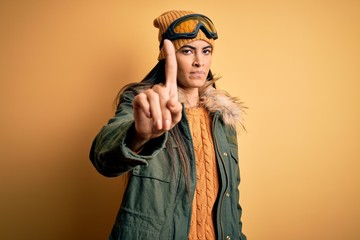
{"left": 1, "top": 0, "right": 359, "bottom": 239}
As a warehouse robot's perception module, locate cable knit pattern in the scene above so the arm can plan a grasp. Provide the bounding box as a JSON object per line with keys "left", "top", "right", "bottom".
{"left": 186, "top": 107, "right": 219, "bottom": 240}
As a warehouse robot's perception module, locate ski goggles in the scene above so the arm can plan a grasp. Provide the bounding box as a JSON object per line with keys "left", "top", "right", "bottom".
{"left": 160, "top": 14, "right": 218, "bottom": 49}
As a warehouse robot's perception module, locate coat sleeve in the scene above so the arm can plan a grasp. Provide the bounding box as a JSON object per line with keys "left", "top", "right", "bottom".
{"left": 235, "top": 150, "right": 247, "bottom": 240}
{"left": 89, "top": 91, "right": 167, "bottom": 177}
{"left": 237, "top": 179, "right": 247, "bottom": 240}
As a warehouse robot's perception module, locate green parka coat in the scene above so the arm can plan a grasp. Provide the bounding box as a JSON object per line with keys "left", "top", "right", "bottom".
{"left": 90, "top": 84, "right": 247, "bottom": 240}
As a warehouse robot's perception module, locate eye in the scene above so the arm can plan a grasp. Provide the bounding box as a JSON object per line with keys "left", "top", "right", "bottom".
{"left": 203, "top": 48, "right": 212, "bottom": 55}
{"left": 181, "top": 48, "right": 193, "bottom": 55}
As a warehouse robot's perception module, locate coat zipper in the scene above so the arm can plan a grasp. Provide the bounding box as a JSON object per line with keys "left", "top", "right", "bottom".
{"left": 181, "top": 107, "right": 197, "bottom": 237}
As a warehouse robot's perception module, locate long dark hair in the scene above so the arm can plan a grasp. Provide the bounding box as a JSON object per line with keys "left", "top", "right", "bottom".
{"left": 114, "top": 60, "right": 216, "bottom": 192}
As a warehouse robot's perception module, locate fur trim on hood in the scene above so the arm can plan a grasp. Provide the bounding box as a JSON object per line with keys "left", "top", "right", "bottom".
{"left": 178, "top": 83, "right": 246, "bottom": 130}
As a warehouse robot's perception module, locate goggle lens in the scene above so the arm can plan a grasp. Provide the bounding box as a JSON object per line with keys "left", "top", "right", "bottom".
{"left": 172, "top": 15, "right": 217, "bottom": 37}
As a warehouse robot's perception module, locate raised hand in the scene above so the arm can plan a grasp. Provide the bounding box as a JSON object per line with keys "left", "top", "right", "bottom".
{"left": 130, "top": 40, "right": 182, "bottom": 151}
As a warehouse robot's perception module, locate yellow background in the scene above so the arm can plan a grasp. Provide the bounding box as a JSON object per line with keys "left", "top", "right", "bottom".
{"left": 1, "top": 0, "right": 359, "bottom": 239}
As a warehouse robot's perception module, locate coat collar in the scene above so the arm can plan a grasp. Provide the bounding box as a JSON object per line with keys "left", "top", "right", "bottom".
{"left": 178, "top": 83, "right": 246, "bottom": 129}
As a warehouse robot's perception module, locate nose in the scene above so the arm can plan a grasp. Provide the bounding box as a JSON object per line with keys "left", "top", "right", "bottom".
{"left": 193, "top": 54, "right": 204, "bottom": 67}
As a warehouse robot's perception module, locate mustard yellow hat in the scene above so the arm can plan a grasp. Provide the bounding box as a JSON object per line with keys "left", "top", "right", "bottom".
{"left": 153, "top": 10, "right": 216, "bottom": 60}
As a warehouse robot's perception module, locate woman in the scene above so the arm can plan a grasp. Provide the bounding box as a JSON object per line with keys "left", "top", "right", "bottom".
{"left": 90, "top": 10, "right": 247, "bottom": 240}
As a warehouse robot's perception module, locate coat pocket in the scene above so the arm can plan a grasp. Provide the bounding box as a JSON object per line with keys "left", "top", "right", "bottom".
{"left": 122, "top": 146, "right": 179, "bottom": 218}
{"left": 110, "top": 210, "right": 162, "bottom": 240}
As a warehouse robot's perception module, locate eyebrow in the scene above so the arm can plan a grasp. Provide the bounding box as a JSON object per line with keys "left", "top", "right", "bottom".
{"left": 179, "top": 44, "right": 212, "bottom": 50}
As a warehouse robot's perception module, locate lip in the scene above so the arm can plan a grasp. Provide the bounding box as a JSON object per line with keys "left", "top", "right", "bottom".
{"left": 190, "top": 70, "right": 206, "bottom": 78}
{"left": 190, "top": 70, "right": 205, "bottom": 75}
{"left": 189, "top": 72, "right": 205, "bottom": 79}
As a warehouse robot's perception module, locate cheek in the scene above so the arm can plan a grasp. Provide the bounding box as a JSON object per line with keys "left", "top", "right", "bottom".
{"left": 176, "top": 66, "right": 187, "bottom": 84}
{"left": 176, "top": 60, "right": 191, "bottom": 76}
{"left": 176, "top": 65, "right": 185, "bottom": 77}
{"left": 206, "top": 57, "right": 212, "bottom": 67}
{"left": 176, "top": 59, "right": 185, "bottom": 74}
{"left": 204, "top": 58, "right": 212, "bottom": 73}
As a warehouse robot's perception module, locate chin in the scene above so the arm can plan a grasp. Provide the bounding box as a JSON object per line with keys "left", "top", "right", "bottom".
{"left": 191, "top": 80, "right": 207, "bottom": 88}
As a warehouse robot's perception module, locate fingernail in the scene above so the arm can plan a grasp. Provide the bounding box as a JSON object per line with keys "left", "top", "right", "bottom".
{"left": 165, "top": 119, "right": 170, "bottom": 129}
{"left": 155, "top": 119, "right": 162, "bottom": 129}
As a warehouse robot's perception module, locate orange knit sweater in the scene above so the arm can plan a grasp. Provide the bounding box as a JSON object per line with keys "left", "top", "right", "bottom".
{"left": 186, "top": 107, "right": 219, "bottom": 240}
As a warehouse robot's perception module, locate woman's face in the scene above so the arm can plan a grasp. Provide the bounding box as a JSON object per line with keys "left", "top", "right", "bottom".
{"left": 175, "top": 40, "right": 212, "bottom": 91}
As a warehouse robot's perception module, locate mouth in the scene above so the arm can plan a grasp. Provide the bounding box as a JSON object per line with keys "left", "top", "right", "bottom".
{"left": 190, "top": 71, "right": 206, "bottom": 78}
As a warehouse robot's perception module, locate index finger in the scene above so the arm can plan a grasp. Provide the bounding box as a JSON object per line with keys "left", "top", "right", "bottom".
{"left": 163, "top": 40, "right": 178, "bottom": 99}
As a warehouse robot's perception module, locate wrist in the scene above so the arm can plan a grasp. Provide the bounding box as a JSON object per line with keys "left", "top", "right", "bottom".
{"left": 125, "top": 124, "right": 149, "bottom": 152}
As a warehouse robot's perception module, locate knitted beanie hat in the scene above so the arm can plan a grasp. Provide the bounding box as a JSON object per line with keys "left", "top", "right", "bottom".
{"left": 154, "top": 10, "right": 216, "bottom": 61}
